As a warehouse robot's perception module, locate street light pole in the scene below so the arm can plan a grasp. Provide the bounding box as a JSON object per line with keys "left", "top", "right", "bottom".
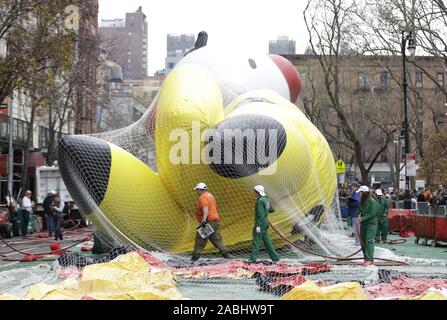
{"left": 7, "top": 95, "right": 13, "bottom": 198}
{"left": 401, "top": 31, "right": 416, "bottom": 192}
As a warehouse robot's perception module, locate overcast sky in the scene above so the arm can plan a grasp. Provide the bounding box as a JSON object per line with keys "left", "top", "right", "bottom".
{"left": 98, "top": 0, "right": 309, "bottom": 75}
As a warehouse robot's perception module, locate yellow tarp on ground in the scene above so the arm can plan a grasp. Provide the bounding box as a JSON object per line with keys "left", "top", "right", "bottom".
{"left": 20, "top": 252, "right": 184, "bottom": 300}
{"left": 0, "top": 294, "right": 20, "bottom": 300}
{"left": 401, "top": 290, "right": 447, "bottom": 300}
{"left": 281, "top": 280, "right": 367, "bottom": 300}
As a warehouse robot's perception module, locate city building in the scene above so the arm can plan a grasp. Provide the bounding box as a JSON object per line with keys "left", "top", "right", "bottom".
{"left": 0, "top": 1, "right": 99, "bottom": 202}
{"left": 288, "top": 54, "right": 446, "bottom": 186}
{"left": 73, "top": 0, "right": 100, "bottom": 135}
{"left": 99, "top": 6, "right": 148, "bottom": 80}
{"left": 164, "top": 34, "right": 195, "bottom": 74}
{"left": 269, "top": 36, "right": 296, "bottom": 55}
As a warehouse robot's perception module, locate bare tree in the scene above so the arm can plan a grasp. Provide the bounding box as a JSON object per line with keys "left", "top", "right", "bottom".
{"left": 303, "top": 0, "right": 396, "bottom": 184}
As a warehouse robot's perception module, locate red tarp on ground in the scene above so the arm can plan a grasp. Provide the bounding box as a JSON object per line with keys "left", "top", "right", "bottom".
{"left": 365, "top": 276, "right": 447, "bottom": 299}
{"left": 55, "top": 250, "right": 331, "bottom": 281}
{"left": 170, "top": 261, "right": 331, "bottom": 279}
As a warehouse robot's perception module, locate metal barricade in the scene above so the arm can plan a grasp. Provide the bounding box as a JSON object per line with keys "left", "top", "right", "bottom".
{"left": 417, "top": 202, "right": 430, "bottom": 215}
{"left": 431, "top": 206, "right": 447, "bottom": 216}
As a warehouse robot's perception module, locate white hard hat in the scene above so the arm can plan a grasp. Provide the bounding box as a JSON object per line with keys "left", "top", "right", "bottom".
{"left": 254, "top": 185, "right": 266, "bottom": 196}
{"left": 194, "top": 183, "right": 207, "bottom": 190}
{"left": 375, "top": 189, "right": 383, "bottom": 196}
{"left": 49, "top": 190, "right": 57, "bottom": 195}
{"left": 356, "top": 186, "right": 370, "bottom": 193}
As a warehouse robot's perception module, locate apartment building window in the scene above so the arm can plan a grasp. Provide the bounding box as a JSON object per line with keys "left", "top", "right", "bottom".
{"left": 416, "top": 71, "right": 423, "bottom": 88}
{"left": 300, "top": 72, "right": 306, "bottom": 87}
{"left": 436, "top": 72, "right": 444, "bottom": 87}
{"left": 337, "top": 72, "right": 343, "bottom": 87}
{"left": 357, "top": 72, "right": 366, "bottom": 88}
{"left": 380, "top": 72, "right": 388, "bottom": 88}
{"left": 358, "top": 97, "right": 365, "bottom": 108}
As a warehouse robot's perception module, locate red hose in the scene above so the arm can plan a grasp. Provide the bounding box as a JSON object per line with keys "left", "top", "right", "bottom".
{"left": 270, "top": 223, "right": 408, "bottom": 266}
{"left": 0, "top": 232, "right": 94, "bottom": 262}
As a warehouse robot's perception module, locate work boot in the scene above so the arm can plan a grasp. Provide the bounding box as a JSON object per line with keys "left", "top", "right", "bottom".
{"left": 222, "top": 252, "right": 231, "bottom": 259}
{"left": 191, "top": 254, "right": 199, "bottom": 262}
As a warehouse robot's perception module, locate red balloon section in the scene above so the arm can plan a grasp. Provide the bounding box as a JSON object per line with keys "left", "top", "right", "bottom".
{"left": 269, "top": 54, "right": 302, "bottom": 103}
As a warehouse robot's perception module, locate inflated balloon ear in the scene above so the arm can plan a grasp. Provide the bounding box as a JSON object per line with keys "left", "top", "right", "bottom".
{"left": 184, "top": 31, "right": 208, "bottom": 56}
{"left": 269, "top": 54, "right": 302, "bottom": 103}
{"left": 195, "top": 31, "right": 208, "bottom": 49}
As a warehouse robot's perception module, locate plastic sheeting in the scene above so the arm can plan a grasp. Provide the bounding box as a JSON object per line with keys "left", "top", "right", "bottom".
{"left": 281, "top": 280, "right": 367, "bottom": 300}
{"left": 3, "top": 253, "right": 183, "bottom": 300}
{"left": 172, "top": 261, "right": 331, "bottom": 279}
{"left": 365, "top": 275, "right": 447, "bottom": 299}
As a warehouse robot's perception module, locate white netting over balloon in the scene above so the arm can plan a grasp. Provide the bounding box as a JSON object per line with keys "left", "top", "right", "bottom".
{"left": 2, "top": 39, "right": 445, "bottom": 301}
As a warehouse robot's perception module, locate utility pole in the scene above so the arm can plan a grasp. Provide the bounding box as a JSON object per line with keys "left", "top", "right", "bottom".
{"left": 7, "top": 94, "right": 14, "bottom": 198}
{"left": 400, "top": 31, "right": 416, "bottom": 192}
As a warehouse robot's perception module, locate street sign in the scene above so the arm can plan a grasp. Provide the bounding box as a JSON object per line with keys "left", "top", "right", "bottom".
{"left": 406, "top": 153, "right": 417, "bottom": 177}
{"left": 335, "top": 159, "right": 346, "bottom": 174}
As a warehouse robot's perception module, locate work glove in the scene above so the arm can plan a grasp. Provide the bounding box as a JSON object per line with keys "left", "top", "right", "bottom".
{"left": 256, "top": 226, "right": 261, "bottom": 234}
{"left": 200, "top": 221, "right": 207, "bottom": 228}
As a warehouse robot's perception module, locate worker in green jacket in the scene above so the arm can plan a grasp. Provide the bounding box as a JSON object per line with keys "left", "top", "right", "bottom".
{"left": 248, "top": 185, "right": 280, "bottom": 263}
{"left": 375, "top": 189, "right": 389, "bottom": 243}
{"left": 357, "top": 186, "right": 379, "bottom": 266}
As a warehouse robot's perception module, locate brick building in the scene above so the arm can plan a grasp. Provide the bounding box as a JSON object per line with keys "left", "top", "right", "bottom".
{"left": 287, "top": 54, "right": 446, "bottom": 186}
{"left": 99, "top": 6, "right": 148, "bottom": 80}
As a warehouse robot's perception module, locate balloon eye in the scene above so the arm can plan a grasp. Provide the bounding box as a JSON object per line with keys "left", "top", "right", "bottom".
{"left": 248, "top": 59, "right": 257, "bottom": 69}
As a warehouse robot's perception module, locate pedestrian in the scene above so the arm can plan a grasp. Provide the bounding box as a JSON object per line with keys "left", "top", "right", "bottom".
{"left": 357, "top": 186, "right": 380, "bottom": 266}
{"left": 52, "top": 193, "right": 65, "bottom": 241}
{"left": 338, "top": 182, "right": 349, "bottom": 220}
{"left": 424, "top": 187, "right": 432, "bottom": 202}
{"left": 430, "top": 191, "right": 438, "bottom": 206}
{"left": 417, "top": 188, "right": 425, "bottom": 202}
{"left": 248, "top": 185, "right": 280, "bottom": 263}
{"left": 347, "top": 182, "right": 359, "bottom": 227}
{"left": 43, "top": 190, "right": 57, "bottom": 238}
{"left": 437, "top": 192, "right": 447, "bottom": 206}
{"left": 375, "top": 189, "right": 389, "bottom": 243}
{"left": 20, "top": 190, "right": 34, "bottom": 239}
{"left": 348, "top": 186, "right": 361, "bottom": 245}
{"left": 191, "top": 183, "right": 230, "bottom": 261}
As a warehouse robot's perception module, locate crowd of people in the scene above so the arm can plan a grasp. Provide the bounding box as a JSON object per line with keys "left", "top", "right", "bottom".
{"left": 15, "top": 190, "right": 66, "bottom": 241}
{"left": 338, "top": 181, "right": 446, "bottom": 265}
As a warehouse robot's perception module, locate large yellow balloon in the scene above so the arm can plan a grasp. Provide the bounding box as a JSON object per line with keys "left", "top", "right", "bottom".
{"left": 58, "top": 57, "right": 336, "bottom": 253}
